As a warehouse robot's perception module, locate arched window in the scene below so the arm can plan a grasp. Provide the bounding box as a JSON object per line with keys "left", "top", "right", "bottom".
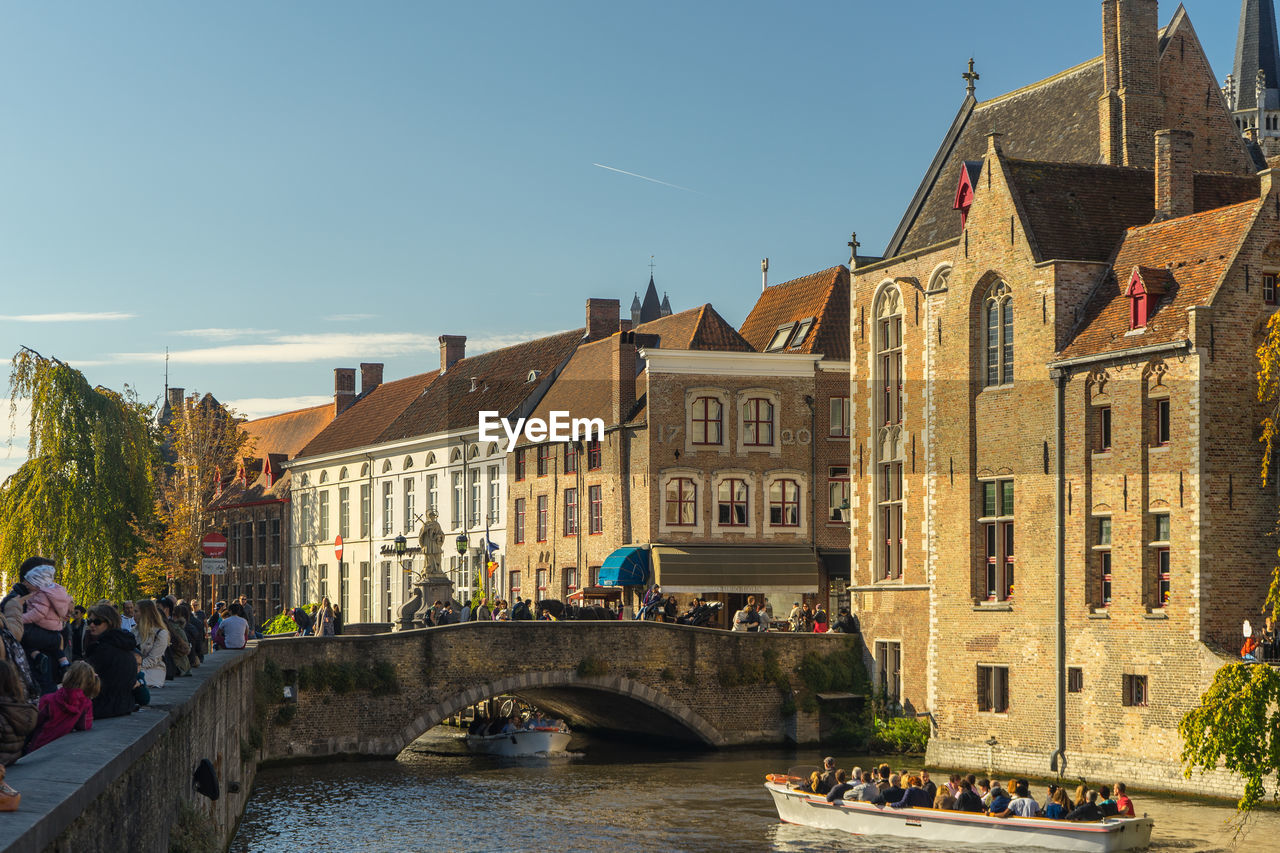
{"left": 664, "top": 477, "right": 697, "bottom": 526}
{"left": 339, "top": 466, "right": 349, "bottom": 480}
{"left": 717, "top": 479, "right": 748, "bottom": 526}
{"left": 768, "top": 479, "right": 800, "bottom": 527}
{"left": 403, "top": 456, "right": 414, "bottom": 470}
{"left": 742, "top": 398, "right": 774, "bottom": 446}
{"left": 359, "top": 462, "right": 369, "bottom": 477}
{"left": 876, "top": 286, "right": 903, "bottom": 425}
{"left": 876, "top": 427, "right": 904, "bottom": 580}
{"left": 319, "top": 471, "right": 329, "bottom": 484}
{"left": 984, "top": 281, "right": 1013, "bottom": 386}
{"left": 692, "top": 396, "right": 723, "bottom": 445}
{"left": 381, "top": 460, "right": 392, "bottom": 473}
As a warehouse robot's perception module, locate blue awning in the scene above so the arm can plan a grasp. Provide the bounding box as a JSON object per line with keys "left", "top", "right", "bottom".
{"left": 599, "top": 546, "right": 650, "bottom": 587}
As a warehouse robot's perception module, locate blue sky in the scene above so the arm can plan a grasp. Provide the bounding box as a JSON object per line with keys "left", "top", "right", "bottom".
{"left": 0, "top": 0, "right": 1247, "bottom": 475}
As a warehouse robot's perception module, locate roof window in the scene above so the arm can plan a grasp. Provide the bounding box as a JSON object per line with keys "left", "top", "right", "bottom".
{"left": 789, "top": 317, "right": 815, "bottom": 348}
{"left": 766, "top": 323, "right": 797, "bottom": 351}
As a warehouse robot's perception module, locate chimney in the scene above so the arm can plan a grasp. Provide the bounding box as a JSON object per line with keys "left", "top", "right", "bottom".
{"left": 618, "top": 318, "right": 633, "bottom": 334}
{"left": 439, "top": 335, "right": 466, "bottom": 374}
{"left": 334, "top": 368, "right": 356, "bottom": 416}
{"left": 585, "top": 298, "right": 621, "bottom": 342}
{"left": 611, "top": 332, "right": 637, "bottom": 425}
{"left": 167, "top": 387, "right": 185, "bottom": 411}
{"left": 1098, "top": 0, "right": 1162, "bottom": 166}
{"left": 360, "top": 362, "right": 383, "bottom": 396}
{"left": 761, "top": 258, "right": 769, "bottom": 292}
{"left": 1154, "top": 129, "right": 1194, "bottom": 221}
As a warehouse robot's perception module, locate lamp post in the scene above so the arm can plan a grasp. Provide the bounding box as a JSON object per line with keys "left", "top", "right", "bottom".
{"left": 455, "top": 532, "right": 468, "bottom": 602}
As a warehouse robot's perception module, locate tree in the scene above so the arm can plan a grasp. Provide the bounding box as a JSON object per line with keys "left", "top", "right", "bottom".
{"left": 143, "top": 392, "right": 250, "bottom": 597}
{"left": 0, "top": 348, "right": 158, "bottom": 603}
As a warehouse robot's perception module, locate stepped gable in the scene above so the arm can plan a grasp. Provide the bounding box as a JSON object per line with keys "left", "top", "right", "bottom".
{"left": 886, "top": 58, "right": 1105, "bottom": 258}
{"left": 296, "top": 370, "right": 439, "bottom": 459}
{"left": 635, "top": 304, "right": 754, "bottom": 352}
{"left": 738, "top": 266, "right": 849, "bottom": 360}
{"left": 1060, "top": 198, "right": 1261, "bottom": 358}
{"left": 381, "top": 329, "right": 583, "bottom": 441}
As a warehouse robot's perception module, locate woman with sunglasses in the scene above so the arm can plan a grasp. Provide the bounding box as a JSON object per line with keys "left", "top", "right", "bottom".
{"left": 83, "top": 604, "right": 140, "bottom": 718}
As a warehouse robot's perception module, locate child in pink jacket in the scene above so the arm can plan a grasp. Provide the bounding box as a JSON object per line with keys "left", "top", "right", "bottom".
{"left": 25, "top": 662, "right": 97, "bottom": 753}
{"left": 20, "top": 563, "right": 74, "bottom": 668}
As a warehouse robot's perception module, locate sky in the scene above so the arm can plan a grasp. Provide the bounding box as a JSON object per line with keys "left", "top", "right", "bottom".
{"left": 0, "top": 0, "right": 1251, "bottom": 478}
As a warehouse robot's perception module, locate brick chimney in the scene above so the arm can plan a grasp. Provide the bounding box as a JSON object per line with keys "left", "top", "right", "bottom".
{"left": 618, "top": 318, "right": 633, "bottom": 334}
{"left": 166, "top": 387, "right": 185, "bottom": 411}
{"left": 585, "top": 298, "right": 621, "bottom": 342}
{"left": 334, "top": 368, "right": 356, "bottom": 416}
{"left": 439, "top": 335, "right": 466, "bottom": 374}
{"left": 611, "top": 332, "right": 637, "bottom": 425}
{"left": 360, "top": 362, "right": 383, "bottom": 396}
{"left": 1154, "top": 129, "right": 1194, "bottom": 221}
{"left": 1099, "top": 0, "right": 1162, "bottom": 167}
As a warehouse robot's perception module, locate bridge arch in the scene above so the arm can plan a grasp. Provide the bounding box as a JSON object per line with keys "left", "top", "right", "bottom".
{"left": 389, "top": 670, "right": 727, "bottom": 754}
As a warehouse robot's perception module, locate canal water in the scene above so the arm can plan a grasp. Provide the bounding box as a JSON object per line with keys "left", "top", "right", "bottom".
{"left": 231, "top": 727, "right": 1277, "bottom": 852}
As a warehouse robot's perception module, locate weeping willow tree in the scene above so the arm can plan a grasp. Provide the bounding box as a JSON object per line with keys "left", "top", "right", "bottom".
{"left": 1179, "top": 312, "right": 1280, "bottom": 815}
{"left": 0, "top": 348, "right": 159, "bottom": 602}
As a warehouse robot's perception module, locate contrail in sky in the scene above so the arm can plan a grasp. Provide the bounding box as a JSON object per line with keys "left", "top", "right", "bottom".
{"left": 592, "top": 163, "right": 702, "bottom": 194}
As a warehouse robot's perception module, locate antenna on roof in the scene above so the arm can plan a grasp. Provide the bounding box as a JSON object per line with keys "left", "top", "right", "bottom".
{"left": 164, "top": 347, "right": 169, "bottom": 400}
{"left": 761, "top": 258, "right": 769, "bottom": 292}
{"left": 963, "top": 58, "right": 980, "bottom": 98}
{"left": 649, "top": 255, "right": 656, "bottom": 276}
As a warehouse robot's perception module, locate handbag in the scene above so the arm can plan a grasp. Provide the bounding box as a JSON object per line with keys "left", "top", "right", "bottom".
{"left": 133, "top": 671, "right": 151, "bottom": 706}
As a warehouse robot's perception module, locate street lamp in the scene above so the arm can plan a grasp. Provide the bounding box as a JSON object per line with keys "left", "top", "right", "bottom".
{"left": 393, "top": 535, "right": 407, "bottom": 559}
{"left": 454, "top": 533, "right": 468, "bottom": 556}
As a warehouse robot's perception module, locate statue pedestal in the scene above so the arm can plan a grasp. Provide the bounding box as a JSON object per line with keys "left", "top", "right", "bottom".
{"left": 401, "top": 571, "right": 454, "bottom": 629}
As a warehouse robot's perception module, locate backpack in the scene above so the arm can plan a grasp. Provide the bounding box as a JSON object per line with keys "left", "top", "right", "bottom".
{"left": 166, "top": 619, "right": 191, "bottom": 657}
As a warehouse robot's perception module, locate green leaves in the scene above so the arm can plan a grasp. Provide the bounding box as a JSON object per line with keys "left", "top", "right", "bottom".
{"left": 1179, "top": 663, "right": 1280, "bottom": 813}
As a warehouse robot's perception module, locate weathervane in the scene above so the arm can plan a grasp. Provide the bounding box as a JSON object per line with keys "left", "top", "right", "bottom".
{"left": 963, "top": 58, "right": 980, "bottom": 98}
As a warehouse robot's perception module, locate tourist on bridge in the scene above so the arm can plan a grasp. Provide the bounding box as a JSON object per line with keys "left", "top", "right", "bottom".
{"left": 290, "top": 606, "right": 312, "bottom": 637}
{"left": 132, "top": 600, "right": 170, "bottom": 689}
{"left": 332, "top": 603, "right": 344, "bottom": 635}
{"left": 82, "top": 603, "right": 141, "bottom": 719}
{"left": 25, "top": 660, "right": 98, "bottom": 754}
{"left": 214, "top": 604, "right": 250, "bottom": 650}
{"left": 17, "top": 558, "right": 74, "bottom": 679}
{"left": 67, "top": 606, "right": 87, "bottom": 661}
{"left": 0, "top": 661, "right": 36, "bottom": 766}
{"left": 313, "top": 598, "right": 336, "bottom": 636}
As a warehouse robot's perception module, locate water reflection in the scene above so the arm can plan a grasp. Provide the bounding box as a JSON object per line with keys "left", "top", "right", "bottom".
{"left": 231, "top": 728, "right": 1267, "bottom": 852}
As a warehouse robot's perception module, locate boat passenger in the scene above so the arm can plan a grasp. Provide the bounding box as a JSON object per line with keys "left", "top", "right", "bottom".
{"left": 501, "top": 715, "right": 518, "bottom": 734}
{"left": 882, "top": 773, "right": 905, "bottom": 804}
{"left": 1066, "top": 790, "right": 1103, "bottom": 821}
{"left": 889, "top": 776, "right": 933, "bottom": 809}
{"left": 846, "top": 765, "right": 863, "bottom": 796}
{"left": 991, "top": 780, "right": 1038, "bottom": 818}
{"left": 793, "top": 771, "right": 822, "bottom": 794}
{"left": 1072, "top": 784, "right": 1089, "bottom": 808}
{"left": 858, "top": 773, "right": 886, "bottom": 804}
{"left": 825, "top": 770, "right": 854, "bottom": 803}
{"left": 976, "top": 778, "right": 993, "bottom": 807}
{"left": 1114, "top": 782, "right": 1135, "bottom": 817}
{"left": 920, "top": 770, "right": 937, "bottom": 801}
{"left": 876, "top": 763, "right": 892, "bottom": 792}
{"left": 932, "top": 785, "right": 956, "bottom": 810}
{"left": 954, "top": 780, "right": 984, "bottom": 812}
{"left": 815, "top": 756, "right": 838, "bottom": 794}
{"left": 1097, "top": 784, "right": 1119, "bottom": 817}
{"left": 1043, "top": 787, "right": 1071, "bottom": 819}
{"left": 986, "top": 784, "right": 1011, "bottom": 815}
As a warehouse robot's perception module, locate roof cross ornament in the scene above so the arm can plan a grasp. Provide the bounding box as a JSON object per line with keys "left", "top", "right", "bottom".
{"left": 963, "top": 58, "right": 980, "bottom": 98}
{"left": 848, "top": 232, "right": 861, "bottom": 268}
{"left": 649, "top": 255, "right": 656, "bottom": 276}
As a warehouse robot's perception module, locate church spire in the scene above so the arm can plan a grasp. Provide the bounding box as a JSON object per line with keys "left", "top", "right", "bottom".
{"left": 1234, "top": 0, "right": 1280, "bottom": 113}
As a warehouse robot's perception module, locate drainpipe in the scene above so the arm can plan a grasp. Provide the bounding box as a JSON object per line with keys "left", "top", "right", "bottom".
{"left": 1049, "top": 367, "right": 1067, "bottom": 777}
{"left": 366, "top": 453, "right": 375, "bottom": 618}
{"left": 804, "top": 394, "right": 819, "bottom": 598}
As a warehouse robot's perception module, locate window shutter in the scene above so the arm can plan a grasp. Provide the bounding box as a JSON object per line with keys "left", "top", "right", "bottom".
{"left": 977, "top": 666, "right": 990, "bottom": 711}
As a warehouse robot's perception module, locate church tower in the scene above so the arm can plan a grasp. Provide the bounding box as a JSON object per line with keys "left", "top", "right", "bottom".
{"left": 1225, "top": 0, "right": 1280, "bottom": 155}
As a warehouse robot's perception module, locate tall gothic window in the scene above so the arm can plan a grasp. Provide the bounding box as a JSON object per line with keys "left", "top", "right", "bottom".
{"left": 984, "top": 281, "right": 1013, "bottom": 387}
{"left": 877, "top": 288, "right": 903, "bottom": 425}
{"left": 874, "top": 286, "right": 906, "bottom": 580}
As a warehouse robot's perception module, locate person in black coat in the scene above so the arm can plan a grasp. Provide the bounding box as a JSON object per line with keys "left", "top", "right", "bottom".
{"left": 83, "top": 603, "right": 139, "bottom": 719}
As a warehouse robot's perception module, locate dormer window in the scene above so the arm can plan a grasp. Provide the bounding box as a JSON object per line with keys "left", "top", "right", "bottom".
{"left": 953, "top": 161, "right": 982, "bottom": 229}
{"left": 766, "top": 323, "right": 796, "bottom": 351}
{"left": 1124, "top": 266, "right": 1170, "bottom": 331}
{"left": 789, "top": 317, "right": 815, "bottom": 349}
{"left": 527, "top": 370, "right": 542, "bottom": 383}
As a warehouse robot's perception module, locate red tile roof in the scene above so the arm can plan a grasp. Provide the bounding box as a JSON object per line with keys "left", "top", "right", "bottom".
{"left": 241, "top": 403, "right": 334, "bottom": 459}
{"left": 738, "top": 266, "right": 849, "bottom": 359}
{"left": 296, "top": 370, "right": 440, "bottom": 459}
{"left": 1061, "top": 199, "right": 1260, "bottom": 358}
{"left": 634, "top": 304, "right": 754, "bottom": 352}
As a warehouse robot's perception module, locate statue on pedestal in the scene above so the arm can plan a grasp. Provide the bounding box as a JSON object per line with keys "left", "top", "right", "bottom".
{"left": 418, "top": 509, "right": 446, "bottom": 580}
{"left": 397, "top": 509, "right": 452, "bottom": 628}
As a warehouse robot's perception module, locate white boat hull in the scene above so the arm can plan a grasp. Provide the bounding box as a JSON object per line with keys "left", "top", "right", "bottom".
{"left": 465, "top": 729, "right": 572, "bottom": 757}
{"left": 766, "top": 783, "right": 1153, "bottom": 852}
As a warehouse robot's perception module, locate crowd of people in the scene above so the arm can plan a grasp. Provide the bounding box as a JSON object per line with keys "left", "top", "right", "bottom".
{"left": 725, "top": 595, "right": 859, "bottom": 634}
{"left": 284, "top": 594, "right": 560, "bottom": 635}
{"left": 0, "top": 556, "right": 258, "bottom": 808}
{"left": 793, "top": 758, "right": 1137, "bottom": 822}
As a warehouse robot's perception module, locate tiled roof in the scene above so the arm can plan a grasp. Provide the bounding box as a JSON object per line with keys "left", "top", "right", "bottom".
{"left": 296, "top": 370, "right": 439, "bottom": 459}
{"left": 738, "top": 266, "right": 849, "bottom": 360}
{"left": 1060, "top": 199, "right": 1260, "bottom": 358}
{"left": 887, "top": 58, "right": 1106, "bottom": 257}
{"left": 241, "top": 403, "right": 333, "bottom": 459}
{"left": 380, "top": 329, "right": 583, "bottom": 442}
{"left": 634, "top": 304, "right": 754, "bottom": 352}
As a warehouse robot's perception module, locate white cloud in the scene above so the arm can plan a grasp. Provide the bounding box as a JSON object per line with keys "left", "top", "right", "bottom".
{"left": 224, "top": 395, "right": 332, "bottom": 420}
{"left": 0, "top": 312, "right": 135, "bottom": 323}
{"left": 466, "top": 331, "right": 571, "bottom": 354}
{"left": 172, "top": 328, "right": 278, "bottom": 341}
{"left": 112, "top": 332, "right": 441, "bottom": 366}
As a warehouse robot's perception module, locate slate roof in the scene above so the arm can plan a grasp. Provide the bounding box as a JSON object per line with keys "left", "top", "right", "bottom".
{"left": 738, "top": 266, "right": 850, "bottom": 360}
{"left": 295, "top": 370, "right": 440, "bottom": 459}
{"left": 1003, "top": 160, "right": 1261, "bottom": 263}
{"left": 886, "top": 58, "right": 1106, "bottom": 257}
{"left": 634, "top": 304, "right": 754, "bottom": 352}
{"left": 1234, "top": 0, "right": 1280, "bottom": 111}
{"left": 380, "top": 329, "right": 583, "bottom": 442}
{"left": 1060, "top": 199, "right": 1261, "bottom": 358}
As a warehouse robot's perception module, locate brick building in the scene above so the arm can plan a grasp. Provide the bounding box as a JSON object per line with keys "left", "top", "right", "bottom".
{"left": 848, "top": 0, "right": 1274, "bottom": 790}
{"left": 205, "top": 400, "right": 334, "bottom": 626}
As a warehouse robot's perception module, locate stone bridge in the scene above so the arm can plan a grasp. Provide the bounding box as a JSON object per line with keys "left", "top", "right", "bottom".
{"left": 255, "top": 621, "right": 853, "bottom": 760}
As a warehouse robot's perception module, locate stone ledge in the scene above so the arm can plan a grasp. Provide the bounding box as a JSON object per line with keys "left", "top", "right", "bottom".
{"left": 0, "top": 647, "right": 255, "bottom": 853}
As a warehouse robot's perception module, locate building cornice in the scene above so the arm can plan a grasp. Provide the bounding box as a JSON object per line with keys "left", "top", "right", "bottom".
{"left": 1047, "top": 339, "right": 1191, "bottom": 372}
{"left": 639, "top": 348, "right": 821, "bottom": 378}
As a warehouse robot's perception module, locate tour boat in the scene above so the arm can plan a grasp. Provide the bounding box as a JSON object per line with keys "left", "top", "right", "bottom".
{"left": 765, "top": 779, "right": 1154, "bottom": 852}
{"left": 465, "top": 727, "right": 572, "bottom": 757}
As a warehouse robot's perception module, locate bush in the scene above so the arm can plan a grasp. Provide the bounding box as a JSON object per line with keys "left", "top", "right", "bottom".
{"left": 263, "top": 603, "right": 317, "bottom": 636}
{"left": 868, "top": 716, "right": 929, "bottom": 754}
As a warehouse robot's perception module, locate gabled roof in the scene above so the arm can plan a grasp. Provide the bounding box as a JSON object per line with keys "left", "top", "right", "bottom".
{"left": 1002, "top": 159, "right": 1262, "bottom": 263}
{"left": 634, "top": 304, "right": 754, "bottom": 352}
{"left": 885, "top": 57, "right": 1106, "bottom": 258}
{"left": 296, "top": 369, "right": 440, "bottom": 459}
{"left": 380, "top": 329, "right": 583, "bottom": 442}
{"left": 738, "top": 266, "right": 849, "bottom": 360}
{"left": 1234, "top": 0, "right": 1280, "bottom": 111}
{"left": 1060, "top": 198, "right": 1261, "bottom": 358}
{"left": 241, "top": 403, "right": 334, "bottom": 459}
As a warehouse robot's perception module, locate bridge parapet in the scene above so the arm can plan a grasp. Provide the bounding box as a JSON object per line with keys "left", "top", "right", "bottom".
{"left": 255, "top": 622, "right": 853, "bottom": 760}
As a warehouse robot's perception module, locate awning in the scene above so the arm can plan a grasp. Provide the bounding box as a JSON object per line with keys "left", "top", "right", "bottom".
{"left": 651, "top": 545, "right": 818, "bottom": 593}
{"left": 598, "top": 546, "right": 650, "bottom": 587}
